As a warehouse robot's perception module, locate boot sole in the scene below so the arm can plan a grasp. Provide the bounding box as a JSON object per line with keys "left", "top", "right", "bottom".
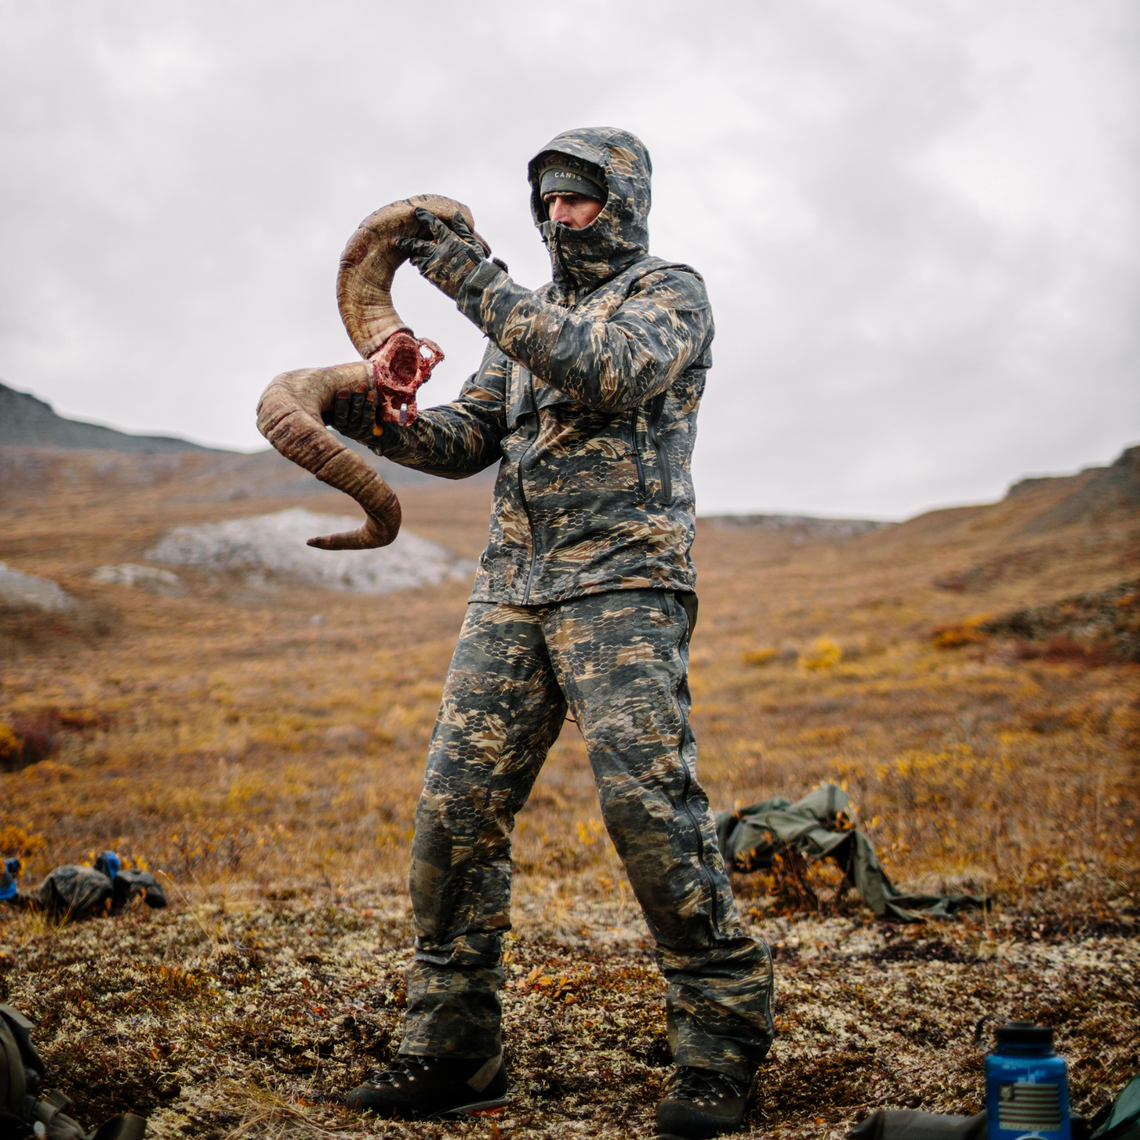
{"left": 353, "top": 1096, "right": 510, "bottom": 1122}
{"left": 430, "top": 1095, "right": 510, "bottom": 1120}
{"left": 657, "top": 1132, "right": 737, "bottom": 1140}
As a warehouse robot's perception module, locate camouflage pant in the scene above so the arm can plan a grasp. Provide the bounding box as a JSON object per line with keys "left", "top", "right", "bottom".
{"left": 401, "top": 589, "right": 774, "bottom": 1082}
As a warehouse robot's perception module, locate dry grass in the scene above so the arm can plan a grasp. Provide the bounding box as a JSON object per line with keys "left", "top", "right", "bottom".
{"left": 1, "top": 446, "right": 1138, "bottom": 1138}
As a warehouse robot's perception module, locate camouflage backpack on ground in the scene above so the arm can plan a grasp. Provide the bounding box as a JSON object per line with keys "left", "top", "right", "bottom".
{"left": 0, "top": 1004, "right": 145, "bottom": 1140}
{"left": 1, "top": 853, "right": 166, "bottom": 923}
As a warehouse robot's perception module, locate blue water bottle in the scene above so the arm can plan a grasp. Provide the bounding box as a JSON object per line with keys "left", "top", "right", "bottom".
{"left": 986, "top": 1022, "right": 1071, "bottom": 1140}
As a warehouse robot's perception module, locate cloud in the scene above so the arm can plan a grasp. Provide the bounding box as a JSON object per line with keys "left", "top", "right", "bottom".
{"left": 0, "top": 0, "right": 1136, "bottom": 516}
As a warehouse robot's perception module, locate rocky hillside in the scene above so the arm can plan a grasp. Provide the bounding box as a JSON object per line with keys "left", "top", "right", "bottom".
{"left": 0, "top": 379, "right": 219, "bottom": 452}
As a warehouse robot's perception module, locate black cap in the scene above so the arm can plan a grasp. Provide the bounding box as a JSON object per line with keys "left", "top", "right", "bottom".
{"left": 995, "top": 1022, "right": 1053, "bottom": 1046}
{"left": 537, "top": 153, "right": 608, "bottom": 204}
{"left": 539, "top": 166, "right": 607, "bottom": 202}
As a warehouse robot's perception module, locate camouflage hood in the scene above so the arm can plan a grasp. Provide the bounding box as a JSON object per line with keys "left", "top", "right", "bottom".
{"left": 528, "top": 126, "right": 652, "bottom": 294}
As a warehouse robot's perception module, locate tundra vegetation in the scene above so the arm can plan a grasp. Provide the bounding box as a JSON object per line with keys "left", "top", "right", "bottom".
{"left": 0, "top": 444, "right": 1137, "bottom": 1139}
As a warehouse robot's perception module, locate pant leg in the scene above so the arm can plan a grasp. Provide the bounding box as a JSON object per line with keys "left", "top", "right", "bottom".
{"left": 544, "top": 589, "right": 775, "bottom": 1082}
{"left": 401, "top": 602, "right": 567, "bottom": 1058}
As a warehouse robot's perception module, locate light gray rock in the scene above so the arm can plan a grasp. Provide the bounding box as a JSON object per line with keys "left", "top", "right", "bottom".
{"left": 147, "top": 508, "right": 475, "bottom": 595}
{"left": 0, "top": 561, "right": 75, "bottom": 611}
{"left": 91, "top": 563, "right": 184, "bottom": 596}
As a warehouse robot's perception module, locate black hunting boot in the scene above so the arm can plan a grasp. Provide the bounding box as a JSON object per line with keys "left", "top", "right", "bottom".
{"left": 346, "top": 1053, "right": 508, "bottom": 1120}
{"left": 657, "top": 1066, "right": 751, "bottom": 1139}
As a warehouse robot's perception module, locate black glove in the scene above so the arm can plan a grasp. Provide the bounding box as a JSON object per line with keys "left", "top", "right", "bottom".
{"left": 322, "top": 382, "right": 378, "bottom": 442}
{"left": 391, "top": 207, "right": 489, "bottom": 300}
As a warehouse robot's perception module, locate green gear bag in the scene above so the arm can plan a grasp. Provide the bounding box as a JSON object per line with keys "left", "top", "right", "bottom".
{"left": 715, "top": 783, "right": 986, "bottom": 922}
{"left": 0, "top": 1005, "right": 145, "bottom": 1140}
{"left": 1, "top": 1003, "right": 43, "bottom": 1129}
{"left": 1090, "top": 1076, "right": 1140, "bottom": 1140}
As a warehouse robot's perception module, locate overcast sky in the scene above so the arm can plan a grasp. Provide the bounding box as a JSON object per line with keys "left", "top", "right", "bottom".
{"left": 1, "top": 0, "right": 1137, "bottom": 518}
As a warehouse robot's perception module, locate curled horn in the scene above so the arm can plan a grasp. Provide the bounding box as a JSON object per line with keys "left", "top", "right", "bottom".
{"left": 256, "top": 195, "right": 487, "bottom": 551}
{"left": 256, "top": 362, "right": 399, "bottom": 550}
{"left": 337, "top": 194, "right": 487, "bottom": 359}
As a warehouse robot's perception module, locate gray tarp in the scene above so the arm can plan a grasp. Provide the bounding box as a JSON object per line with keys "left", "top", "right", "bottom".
{"left": 848, "top": 1110, "right": 986, "bottom": 1140}
{"left": 715, "top": 783, "right": 985, "bottom": 922}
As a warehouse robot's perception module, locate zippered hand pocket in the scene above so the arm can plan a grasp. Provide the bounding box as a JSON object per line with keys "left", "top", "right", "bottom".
{"left": 630, "top": 406, "right": 647, "bottom": 497}
{"left": 645, "top": 391, "right": 673, "bottom": 505}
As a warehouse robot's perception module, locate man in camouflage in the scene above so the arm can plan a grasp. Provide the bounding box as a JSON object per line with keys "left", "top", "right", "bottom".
{"left": 338, "top": 127, "right": 774, "bottom": 1138}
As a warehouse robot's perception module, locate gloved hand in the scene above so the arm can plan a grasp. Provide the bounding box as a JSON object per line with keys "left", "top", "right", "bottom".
{"left": 322, "top": 382, "right": 379, "bottom": 442}
{"left": 391, "top": 207, "right": 489, "bottom": 300}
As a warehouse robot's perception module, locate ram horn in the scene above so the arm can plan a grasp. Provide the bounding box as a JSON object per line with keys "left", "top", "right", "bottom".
{"left": 256, "top": 362, "right": 399, "bottom": 550}
{"left": 256, "top": 195, "right": 486, "bottom": 550}
{"left": 337, "top": 194, "right": 487, "bottom": 363}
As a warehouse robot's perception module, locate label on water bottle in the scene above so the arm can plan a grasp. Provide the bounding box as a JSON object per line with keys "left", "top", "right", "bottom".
{"left": 998, "top": 1082, "right": 1062, "bottom": 1132}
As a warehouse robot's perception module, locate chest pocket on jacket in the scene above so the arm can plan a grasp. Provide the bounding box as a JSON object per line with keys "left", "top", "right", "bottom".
{"left": 507, "top": 362, "right": 578, "bottom": 430}
{"left": 506, "top": 363, "right": 535, "bottom": 430}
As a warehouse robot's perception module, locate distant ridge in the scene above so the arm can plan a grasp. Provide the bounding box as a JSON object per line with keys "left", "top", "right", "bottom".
{"left": 702, "top": 444, "right": 1140, "bottom": 537}
{"left": 701, "top": 513, "right": 892, "bottom": 539}
{"left": 0, "top": 379, "right": 222, "bottom": 453}
{"left": 1021, "top": 444, "right": 1140, "bottom": 532}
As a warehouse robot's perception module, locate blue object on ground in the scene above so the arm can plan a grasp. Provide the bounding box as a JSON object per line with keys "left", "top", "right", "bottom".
{"left": 986, "top": 1022, "right": 1071, "bottom": 1140}
{"left": 0, "top": 857, "right": 20, "bottom": 902}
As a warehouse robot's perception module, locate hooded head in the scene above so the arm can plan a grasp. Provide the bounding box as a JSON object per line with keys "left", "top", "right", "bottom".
{"left": 528, "top": 126, "right": 652, "bottom": 294}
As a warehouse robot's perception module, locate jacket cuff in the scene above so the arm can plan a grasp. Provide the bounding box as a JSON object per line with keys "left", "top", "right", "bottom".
{"left": 455, "top": 258, "right": 507, "bottom": 329}
{"left": 373, "top": 422, "right": 404, "bottom": 455}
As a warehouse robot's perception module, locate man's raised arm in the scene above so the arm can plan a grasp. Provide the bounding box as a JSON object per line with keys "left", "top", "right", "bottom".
{"left": 461, "top": 261, "right": 712, "bottom": 413}
{"left": 393, "top": 209, "right": 713, "bottom": 414}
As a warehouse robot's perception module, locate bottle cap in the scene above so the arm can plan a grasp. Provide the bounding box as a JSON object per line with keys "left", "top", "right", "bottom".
{"left": 995, "top": 1021, "right": 1053, "bottom": 1046}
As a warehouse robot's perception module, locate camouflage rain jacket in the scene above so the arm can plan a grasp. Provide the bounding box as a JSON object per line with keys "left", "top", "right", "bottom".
{"left": 375, "top": 126, "right": 714, "bottom": 605}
